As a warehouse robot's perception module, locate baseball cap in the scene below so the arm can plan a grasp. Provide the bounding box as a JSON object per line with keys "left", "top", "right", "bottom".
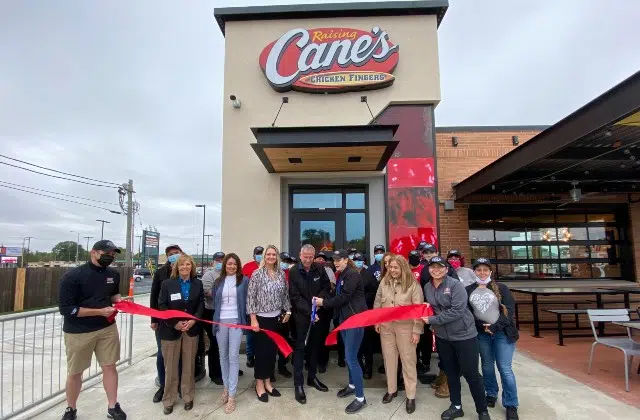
{"left": 473, "top": 258, "right": 492, "bottom": 269}
{"left": 409, "top": 250, "right": 420, "bottom": 258}
{"left": 347, "top": 248, "right": 357, "bottom": 254}
{"left": 447, "top": 249, "right": 462, "bottom": 258}
{"left": 165, "top": 244, "right": 182, "bottom": 254}
{"left": 332, "top": 249, "right": 349, "bottom": 260}
{"left": 422, "top": 244, "right": 437, "bottom": 254}
{"left": 417, "top": 241, "right": 428, "bottom": 251}
{"left": 353, "top": 252, "right": 365, "bottom": 261}
{"left": 315, "top": 251, "right": 328, "bottom": 260}
{"left": 253, "top": 246, "right": 264, "bottom": 255}
{"left": 213, "top": 251, "right": 225, "bottom": 260}
{"left": 290, "top": 256, "right": 298, "bottom": 263}
{"left": 374, "top": 244, "right": 386, "bottom": 253}
{"left": 93, "top": 240, "right": 121, "bottom": 253}
{"left": 428, "top": 256, "right": 447, "bottom": 267}
{"left": 280, "top": 251, "right": 292, "bottom": 261}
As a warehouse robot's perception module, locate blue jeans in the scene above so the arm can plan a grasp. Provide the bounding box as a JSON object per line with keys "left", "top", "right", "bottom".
{"left": 216, "top": 319, "right": 243, "bottom": 397}
{"left": 246, "top": 331, "right": 254, "bottom": 358}
{"left": 341, "top": 327, "right": 365, "bottom": 398}
{"left": 478, "top": 332, "right": 519, "bottom": 408}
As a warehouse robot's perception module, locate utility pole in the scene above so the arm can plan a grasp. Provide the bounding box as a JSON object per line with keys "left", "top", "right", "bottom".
{"left": 84, "top": 236, "right": 93, "bottom": 260}
{"left": 195, "top": 204, "right": 206, "bottom": 271}
{"left": 124, "top": 179, "right": 134, "bottom": 268}
{"left": 70, "top": 231, "right": 80, "bottom": 263}
{"left": 23, "top": 236, "right": 33, "bottom": 268}
{"left": 204, "top": 234, "right": 214, "bottom": 267}
{"left": 96, "top": 219, "right": 110, "bottom": 240}
{"left": 136, "top": 235, "right": 142, "bottom": 267}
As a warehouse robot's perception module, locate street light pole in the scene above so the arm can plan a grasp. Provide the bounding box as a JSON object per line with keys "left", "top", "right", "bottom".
{"left": 96, "top": 219, "right": 110, "bottom": 240}
{"left": 195, "top": 204, "right": 206, "bottom": 271}
{"left": 70, "top": 231, "right": 80, "bottom": 263}
{"left": 84, "top": 236, "right": 93, "bottom": 260}
{"left": 204, "top": 234, "right": 214, "bottom": 267}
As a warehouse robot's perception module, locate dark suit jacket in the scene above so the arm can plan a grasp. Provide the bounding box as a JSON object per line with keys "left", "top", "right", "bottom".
{"left": 289, "top": 262, "right": 331, "bottom": 327}
{"left": 323, "top": 265, "right": 368, "bottom": 322}
{"left": 158, "top": 276, "right": 205, "bottom": 340}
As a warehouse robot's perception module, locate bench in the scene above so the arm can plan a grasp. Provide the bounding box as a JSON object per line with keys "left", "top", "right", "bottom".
{"left": 515, "top": 300, "right": 585, "bottom": 330}
{"left": 543, "top": 308, "right": 636, "bottom": 346}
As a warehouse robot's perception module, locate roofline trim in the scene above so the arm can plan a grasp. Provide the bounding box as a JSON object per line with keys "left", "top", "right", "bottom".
{"left": 436, "top": 125, "right": 550, "bottom": 133}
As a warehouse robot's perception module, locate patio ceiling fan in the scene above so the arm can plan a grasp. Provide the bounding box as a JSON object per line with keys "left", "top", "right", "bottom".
{"left": 556, "top": 181, "right": 600, "bottom": 208}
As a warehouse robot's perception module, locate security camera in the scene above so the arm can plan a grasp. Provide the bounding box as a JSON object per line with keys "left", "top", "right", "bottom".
{"left": 229, "top": 95, "right": 241, "bottom": 109}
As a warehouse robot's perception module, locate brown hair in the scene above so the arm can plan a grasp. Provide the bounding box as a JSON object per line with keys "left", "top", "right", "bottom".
{"left": 170, "top": 254, "right": 197, "bottom": 279}
{"left": 382, "top": 255, "right": 414, "bottom": 292}
{"left": 379, "top": 251, "right": 395, "bottom": 279}
{"left": 488, "top": 280, "right": 508, "bottom": 316}
{"left": 215, "top": 253, "right": 244, "bottom": 287}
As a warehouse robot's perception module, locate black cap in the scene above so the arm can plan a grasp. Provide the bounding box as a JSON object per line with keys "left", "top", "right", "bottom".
{"left": 280, "top": 251, "right": 291, "bottom": 261}
{"left": 290, "top": 256, "right": 298, "bottom": 263}
{"left": 165, "top": 244, "right": 182, "bottom": 254}
{"left": 417, "top": 241, "right": 428, "bottom": 250}
{"left": 374, "top": 244, "right": 386, "bottom": 253}
{"left": 347, "top": 248, "right": 357, "bottom": 254}
{"left": 93, "top": 240, "right": 121, "bottom": 253}
{"left": 332, "top": 249, "right": 349, "bottom": 260}
{"left": 409, "top": 250, "right": 420, "bottom": 257}
{"left": 473, "top": 258, "right": 492, "bottom": 269}
{"left": 253, "top": 246, "right": 264, "bottom": 255}
{"left": 428, "top": 256, "right": 447, "bottom": 267}
{"left": 213, "top": 251, "right": 225, "bottom": 260}
{"left": 353, "top": 252, "right": 365, "bottom": 261}
{"left": 315, "top": 251, "right": 328, "bottom": 260}
{"left": 422, "top": 244, "right": 437, "bottom": 254}
{"left": 447, "top": 249, "right": 462, "bottom": 258}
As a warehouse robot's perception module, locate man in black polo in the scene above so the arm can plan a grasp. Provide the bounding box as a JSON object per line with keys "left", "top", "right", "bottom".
{"left": 289, "top": 244, "right": 331, "bottom": 404}
{"left": 58, "top": 240, "right": 126, "bottom": 420}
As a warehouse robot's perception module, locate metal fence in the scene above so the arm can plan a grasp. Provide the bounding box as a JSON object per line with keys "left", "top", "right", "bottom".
{"left": 0, "top": 297, "right": 135, "bottom": 420}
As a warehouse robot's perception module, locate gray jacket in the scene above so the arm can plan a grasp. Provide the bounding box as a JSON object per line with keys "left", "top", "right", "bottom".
{"left": 201, "top": 268, "right": 221, "bottom": 310}
{"left": 424, "top": 275, "right": 477, "bottom": 342}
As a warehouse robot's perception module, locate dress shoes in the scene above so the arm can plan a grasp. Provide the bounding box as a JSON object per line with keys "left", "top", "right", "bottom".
{"left": 295, "top": 385, "right": 307, "bottom": 404}
{"left": 307, "top": 377, "right": 329, "bottom": 392}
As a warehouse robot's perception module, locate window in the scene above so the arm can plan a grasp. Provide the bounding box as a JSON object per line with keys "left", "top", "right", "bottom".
{"left": 346, "top": 193, "right": 365, "bottom": 209}
{"left": 293, "top": 192, "right": 342, "bottom": 209}
{"left": 468, "top": 208, "right": 627, "bottom": 281}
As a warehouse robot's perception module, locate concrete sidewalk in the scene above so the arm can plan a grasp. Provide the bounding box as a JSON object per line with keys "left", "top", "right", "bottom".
{"left": 29, "top": 349, "right": 640, "bottom": 420}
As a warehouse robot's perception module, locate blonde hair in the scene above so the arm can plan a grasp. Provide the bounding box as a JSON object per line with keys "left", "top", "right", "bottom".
{"left": 258, "top": 244, "right": 282, "bottom": 272}
{"left": 381, "top": 255, "right": 414, "bottom": 292}
{"left": 170, "top": 254, "right": 197, "bottom": 279}
{"left": 379, "top": 251, "right": 395, "bottom": 279}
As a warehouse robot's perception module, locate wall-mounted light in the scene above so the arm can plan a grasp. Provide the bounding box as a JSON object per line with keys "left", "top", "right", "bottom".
{"left": 443, "top": 200, "right": 455, "bottom": 211}
{"left": 229, "top": 95, "right": 241, "bottom": 109}
{"left": 512, "top": 135, "right": 519, "bottom": 146}
{"left": 452, "top": 136, "right": 459, "bottom": 147}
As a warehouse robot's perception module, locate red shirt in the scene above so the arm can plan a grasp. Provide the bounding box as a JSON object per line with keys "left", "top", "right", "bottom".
{"left": 411, "top": 266, "right": 422, "bottom": 283}
{"left": 284, "top": 269, "right": 290, "bottom": 283}
{"left": 242, "top": 261, "right": 259, "bottom": 278}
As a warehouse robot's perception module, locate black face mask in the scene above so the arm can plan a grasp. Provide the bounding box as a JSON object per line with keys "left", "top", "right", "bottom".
{"left": 97, "top": 254, "right": 115, "bottom": 267}
{"left": 408, "top": 255, "right": 421, "bottom": 267}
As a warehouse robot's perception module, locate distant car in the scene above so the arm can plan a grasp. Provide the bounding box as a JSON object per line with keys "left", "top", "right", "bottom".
{"left": 133, "top": 268, "right": 152, "bottom": 282}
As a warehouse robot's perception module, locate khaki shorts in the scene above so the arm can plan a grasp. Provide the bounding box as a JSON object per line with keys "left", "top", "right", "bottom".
{"left": 64, "top": 323, "right": 121, "bottom": 375}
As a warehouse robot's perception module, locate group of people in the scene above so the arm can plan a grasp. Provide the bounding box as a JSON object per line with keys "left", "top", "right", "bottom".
{"left": 57, "top": 238, "right": 521, "bottom": 420}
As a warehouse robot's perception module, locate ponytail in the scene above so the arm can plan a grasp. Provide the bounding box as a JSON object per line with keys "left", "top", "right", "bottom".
{"left": 489, "top": 281, "right": 508, "bottom": 316}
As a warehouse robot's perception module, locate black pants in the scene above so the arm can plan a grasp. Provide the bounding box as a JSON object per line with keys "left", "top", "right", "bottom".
{"left": 417, "top": 328, "right": 433, "bottom": 368}
{"left": 358, "top": 326, "right": 377, "bottom": 370}
{"left": 202, "top": 308, "right": 221, "bottom": 379}
{"left": 254, "top": 315, "right": 280, "bottom": 380}
{"left": 277, "top": 318, "right": 292, "bottom": 370}
{"left": 293, "top": 316, "right": 326, "bottom": 386}
{"left": 436, "top": 336, "right": 487, "bottom": 413}
{"left": 196, "top": 328, "right": 205, "bottom": 374}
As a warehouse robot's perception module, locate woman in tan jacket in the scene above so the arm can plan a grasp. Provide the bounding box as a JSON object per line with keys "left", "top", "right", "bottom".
{"left": 374, "top": 255, "right": 424, "bottom": 414}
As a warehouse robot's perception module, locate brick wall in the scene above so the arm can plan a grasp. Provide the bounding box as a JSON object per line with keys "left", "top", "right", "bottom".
{"left": 434, "top": 129, "right": 541, "bottom": 254}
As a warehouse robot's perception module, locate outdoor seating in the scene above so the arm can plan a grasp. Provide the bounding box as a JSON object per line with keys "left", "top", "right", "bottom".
{"left": 587, "top": 309, "right": 640, "bottom": 392}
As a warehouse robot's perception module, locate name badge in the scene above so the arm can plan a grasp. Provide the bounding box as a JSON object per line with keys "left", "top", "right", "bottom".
{"left": 170, "top": 293, "right": 182, "bottom": 301}
{"left": 106, "top": 278, "right": 114, "bottom": 284}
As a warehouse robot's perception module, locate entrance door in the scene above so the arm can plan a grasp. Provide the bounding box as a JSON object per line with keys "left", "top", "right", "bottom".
{"left": 291, "top": 212, "right": 343, "bottom": 254}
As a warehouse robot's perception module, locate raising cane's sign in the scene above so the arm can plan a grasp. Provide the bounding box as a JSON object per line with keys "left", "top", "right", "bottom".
{"left": 259, "top": 27, "right": 399, "bottom": 94}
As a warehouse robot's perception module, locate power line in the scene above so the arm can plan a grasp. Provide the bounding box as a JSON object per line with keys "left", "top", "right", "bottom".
{"left": 0, "top": 183, "right": 121, "bottom": 213}
{"left": 0, "top": 154, "right": 120, "bottom": 186}
{"left": 0, "top": 180, "right": 119, "bottom": 206}
{"left": 0, "top": 161, "right": 118, "bottom": 189}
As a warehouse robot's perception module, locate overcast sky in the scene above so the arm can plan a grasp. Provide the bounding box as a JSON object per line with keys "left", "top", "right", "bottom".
{"left": 1, "top": 0, "right": 639, "bottom": 255}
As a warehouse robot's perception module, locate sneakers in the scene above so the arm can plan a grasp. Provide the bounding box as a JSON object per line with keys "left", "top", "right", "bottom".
{"left": 153, "top": 387, "right": 164, "bottom": 403}
{"left": 431, "top": 370, "right": 447, "bottom": 389}
{"left": 486, "top": 395, "right": 497, "bottom": 408}
{"left": 337, "top": 385, "right": 356, "bottom": 398}
{"left": 478, "top": 411, "right": 492, "bottom": 420}
{"left": 435, "top": 380, "right": 450, "bottom": 398}
{"left": 506, "top": 406, "right": 519, "bottom": 420}
{"left": 441, "top": 405, "right": 464, "bottom": 420}
{"left": 345, "top": 398, "right": 366, "bottom": 414}
{"left": 107, "top": 402, "right": 127, "bottom": 420}
{"left": 61, "top": 407, "right": 77, "bottom": 420}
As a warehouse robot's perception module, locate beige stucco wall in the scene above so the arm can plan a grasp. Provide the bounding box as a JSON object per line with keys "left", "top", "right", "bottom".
{"left": 220, "top": 14, "right": 441, "bottom": 262}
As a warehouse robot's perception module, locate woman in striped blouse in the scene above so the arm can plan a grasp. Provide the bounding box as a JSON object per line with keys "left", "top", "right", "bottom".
{"left": 246, "top": 245, "right": 291, "bottom": 402}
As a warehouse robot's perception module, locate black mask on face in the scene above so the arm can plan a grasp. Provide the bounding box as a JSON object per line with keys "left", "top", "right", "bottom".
{"left": 97, "top": 254, "right": 115, "bottom": 267}
{"left": 408, "top": 255, "right": 421, "bottom": 267}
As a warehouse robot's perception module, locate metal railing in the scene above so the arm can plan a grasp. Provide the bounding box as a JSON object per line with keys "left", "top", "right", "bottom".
{"left": 0, "top": 298, "right": 135, "bottom": 420}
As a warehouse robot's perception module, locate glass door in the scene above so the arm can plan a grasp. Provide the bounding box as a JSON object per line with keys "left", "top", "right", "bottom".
{"left": 291, "top": 212, "right": 343, "bottom": 254}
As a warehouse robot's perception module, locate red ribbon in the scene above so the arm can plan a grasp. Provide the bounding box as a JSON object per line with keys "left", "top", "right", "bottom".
{"left": 114, "top": 300, "right": 293, "bottom": 358}
{"left": 325, "top": 304, "right": 434, "bottom": 346}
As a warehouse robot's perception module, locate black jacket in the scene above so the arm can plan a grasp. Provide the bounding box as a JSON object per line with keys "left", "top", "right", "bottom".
{"left": 289, "top": 262, "right": 331, "bottom": 325}
{"left": 150, "top": 262, "right": 172, "bottom": 323}
{"left": 360, "top": 268, "right": 378, "bottom": 309}
{"left": 323, "top": 265, "right": 368, "bottom": 321}
{"left": 420, "top": 263, "right": 459, "bottom": 290}
{"left": 465, "top": 282, "right": 519, "bottom": 343}
{"left": 157, "top": 276, "right": 205, "bottom": 341}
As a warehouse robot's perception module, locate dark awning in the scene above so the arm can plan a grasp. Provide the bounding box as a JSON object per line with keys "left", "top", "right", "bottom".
{"left": 250, "top": 125, "right": 399, "bottom": 173}
{"left": 454, "top": 71, "right": 640, "bottom": 201}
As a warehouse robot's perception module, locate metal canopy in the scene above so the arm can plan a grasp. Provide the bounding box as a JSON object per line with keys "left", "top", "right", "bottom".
{"left": 454, "top": 71, "right": 640, "bottom": 201}
{"left": 250, "top": 124, "right": 399, "bottom": 173}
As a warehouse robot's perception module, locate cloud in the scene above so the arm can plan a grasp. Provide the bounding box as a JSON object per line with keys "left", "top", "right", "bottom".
{"left": 1, "top": 0, "right": 639, "bottom": 255}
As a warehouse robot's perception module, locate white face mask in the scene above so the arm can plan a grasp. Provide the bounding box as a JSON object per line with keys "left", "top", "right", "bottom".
{"left": 476, "top": 275, "right": 492, "bottom": 285}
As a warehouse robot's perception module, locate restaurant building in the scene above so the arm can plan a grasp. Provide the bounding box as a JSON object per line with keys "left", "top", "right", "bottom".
{"left": 214, "top": 1, "right": 640, "bottom": 285}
